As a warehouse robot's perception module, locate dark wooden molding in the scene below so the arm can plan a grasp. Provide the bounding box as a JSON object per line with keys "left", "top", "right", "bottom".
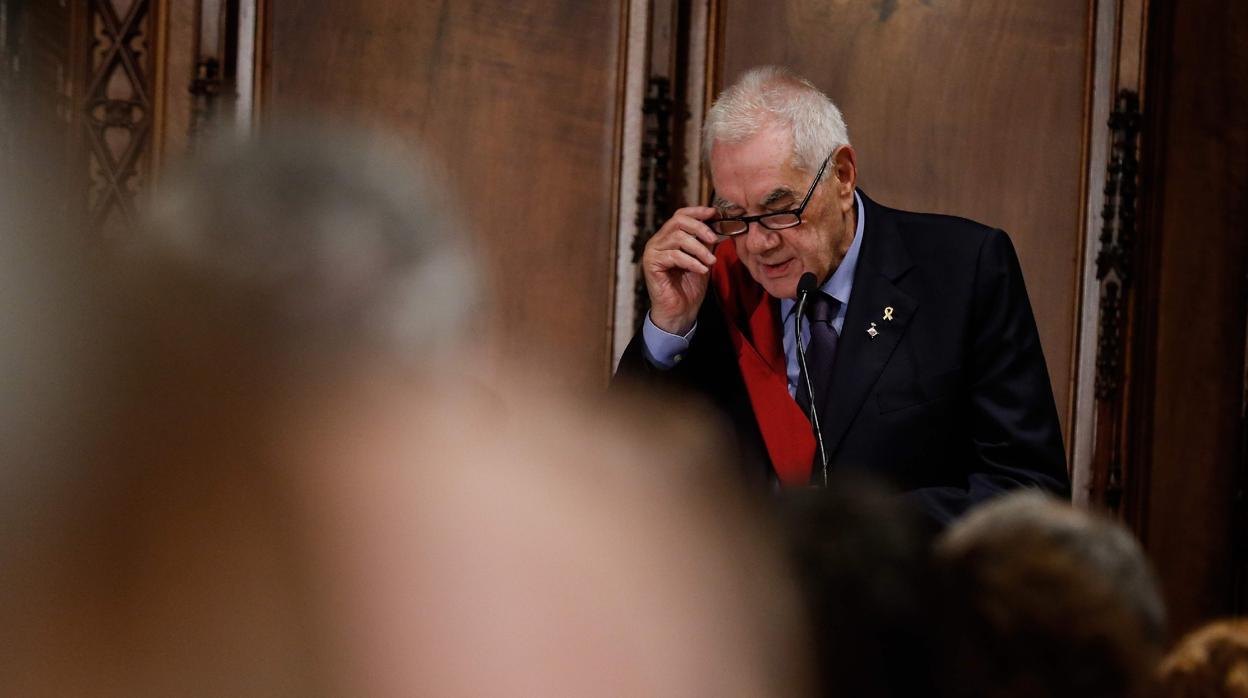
{"left": 188, "top": 55, "right": 221, "bottom": 143}
{"left": 1, "top": 0, "right": 90, "bottom": 226}
{"left": 1090, "top": 89, "right": 1143, "bottom": 518}
{"left": 631, "top": 75, "right": 675, "bottom": 331}
{"left": 188, "top": 0, "right": 242, "bottom": 148}
{"left": 1237, "top": 301, "right": 1248, "bottom": 614}
{"left": 1, "top": 1, "right": 17, "bottom": 180}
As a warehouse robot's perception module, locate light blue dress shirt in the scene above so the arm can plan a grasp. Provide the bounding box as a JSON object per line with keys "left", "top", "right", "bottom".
{"left": 642, "top": 191, "right": 866, "bottom": 398}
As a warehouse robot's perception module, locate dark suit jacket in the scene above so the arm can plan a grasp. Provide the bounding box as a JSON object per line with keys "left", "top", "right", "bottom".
{"left": 615, "top": 191, "right": 1069, "bottom": 524}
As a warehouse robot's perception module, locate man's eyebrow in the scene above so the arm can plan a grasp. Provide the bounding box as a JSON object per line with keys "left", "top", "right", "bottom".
{"left": 760, "top": 187, "right": 796, "bottom": 208}
{"left": 713, "top": 188, "right": 794, "bottom": 213}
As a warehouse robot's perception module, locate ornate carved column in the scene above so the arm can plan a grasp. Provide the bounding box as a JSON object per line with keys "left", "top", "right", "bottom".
{"left": 82, "top": 0, "right": 158, "bottom": 237}
{"left": 1089, "top": 89, "right": 1142, "bottom": 515}
{"left": 1072, "top": 0, "right": 1153, "bottom": 524}
{"left": 71, "top": 0, "right": 259, "bottom": 235}
{"left": 611, "top": 0, "right": 715, "bottom": 366}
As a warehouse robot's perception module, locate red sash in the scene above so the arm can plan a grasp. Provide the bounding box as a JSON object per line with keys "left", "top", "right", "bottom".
{"left": 709, "top": 244, "right": 814, "bottom": 486}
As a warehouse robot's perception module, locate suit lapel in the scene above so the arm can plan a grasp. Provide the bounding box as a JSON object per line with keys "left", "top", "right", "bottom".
{"left": 817, "top": 193, "right": 917, "bottom": 460}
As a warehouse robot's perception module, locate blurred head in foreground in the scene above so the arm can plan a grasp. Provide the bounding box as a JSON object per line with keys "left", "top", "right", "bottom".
{"left": 1, "top": 126, "right": 808, "bottom": 696}
{"left": 132, "top": 123, "right": 480, "bottom": 373}
{"left": 294, "top": 386, "right": 811, "bottom": 696}
{"left": 1157, "top": 618, "right": 1248, "bottom": 698}
{"left": 775, "top": 476, "right": 938, "bottom": 698}
{"left": 933, "top": 492, "right": 1167, "bottom": 698}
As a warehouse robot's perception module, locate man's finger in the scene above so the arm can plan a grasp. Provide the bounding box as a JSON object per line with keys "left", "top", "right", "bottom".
{"left": 655, "top": 249, "right": 709, "bottom": 275}
{"left": 658, "top": 220, "right": 718, "bottom": 249}
{"left": 669, "top": 230, "right": 717, "bottom": 266}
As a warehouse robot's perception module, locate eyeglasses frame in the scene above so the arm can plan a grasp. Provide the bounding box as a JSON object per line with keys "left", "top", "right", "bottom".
{"left": 706, "top": 150, "right": 836, "bottom": 237}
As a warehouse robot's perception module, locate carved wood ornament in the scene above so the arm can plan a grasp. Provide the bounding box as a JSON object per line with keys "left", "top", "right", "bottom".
{"left": 83, "top": 0, "right": 155, "bottom": 236}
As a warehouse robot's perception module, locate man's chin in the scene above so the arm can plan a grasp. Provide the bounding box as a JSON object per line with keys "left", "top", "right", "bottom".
{"left": 757, "top": 277, "right": 797, "bottom": 300}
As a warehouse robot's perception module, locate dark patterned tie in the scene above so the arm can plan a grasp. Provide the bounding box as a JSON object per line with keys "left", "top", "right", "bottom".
{"left": 796, "top": 292, "right": 839, "bottom": 420}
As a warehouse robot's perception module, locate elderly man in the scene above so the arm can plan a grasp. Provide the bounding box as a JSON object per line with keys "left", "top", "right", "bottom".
{"left": 615, "top": 66, "right": 1068, "bottom": 523}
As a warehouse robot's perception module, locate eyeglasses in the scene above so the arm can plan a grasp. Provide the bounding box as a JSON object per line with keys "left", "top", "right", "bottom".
{"left": 706, "top": 151, "right": 834, "bottom": 237}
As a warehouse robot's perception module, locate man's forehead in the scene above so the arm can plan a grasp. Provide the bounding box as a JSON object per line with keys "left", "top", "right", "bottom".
{"left": 708, "top": 151, "right": 792, "bottom": 181}
{"left": 708, "top": 129, "right": 802, "bottom": 208}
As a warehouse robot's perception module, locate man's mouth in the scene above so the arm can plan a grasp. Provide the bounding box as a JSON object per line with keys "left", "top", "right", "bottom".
{"left": 761, "top": 259, "right": 794, "bottom": 278}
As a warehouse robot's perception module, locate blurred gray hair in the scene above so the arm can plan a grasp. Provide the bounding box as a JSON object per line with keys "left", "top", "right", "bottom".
{"left": 0, "top": 180, "right": 112, "bottom": 569}
{"left": 136, "top": 125, "right": 479, "bottom": 364}
{"left": 939, "top": 491, "right": 1167, "bottom": 645}
{"left": 702, "top": 65, "right": 850, "bottom": 176}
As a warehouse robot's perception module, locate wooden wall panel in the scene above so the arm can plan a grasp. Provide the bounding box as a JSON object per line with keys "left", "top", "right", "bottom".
{"left": 1138, "top": 0, "right": 1248, "bottom": 635}
{"left": 2, "top": 1, "right": 83, "bottom": 213}
{"left": 263, "top": 2, "right": 623, "bottom": 387}
{"left": 719, "top": 0, "right": 1091, "bottom": 441}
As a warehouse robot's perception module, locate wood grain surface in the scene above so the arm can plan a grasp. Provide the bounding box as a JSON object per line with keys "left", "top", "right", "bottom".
{"left": 1138, "top": 0, "right": 1248, "bottom": 634}
{"left": 264, "top": 1, "right": 624, "bottom": 387}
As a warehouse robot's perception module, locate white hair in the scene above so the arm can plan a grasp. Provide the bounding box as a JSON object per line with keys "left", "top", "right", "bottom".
{"left": 702, "top": 65, "right": 850, "bottom": 177}
{"left": 137, "top": 124, "right": 479, "bottom": 364}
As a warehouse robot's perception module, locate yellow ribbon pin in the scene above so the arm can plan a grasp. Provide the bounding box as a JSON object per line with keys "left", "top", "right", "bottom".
{"left": 883, "top": 306, "right": 895, "bottom": 321}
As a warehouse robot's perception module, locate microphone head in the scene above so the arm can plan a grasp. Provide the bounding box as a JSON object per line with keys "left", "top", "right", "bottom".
{"left": 797, "top": 272, "right": 819, "bottom": 296}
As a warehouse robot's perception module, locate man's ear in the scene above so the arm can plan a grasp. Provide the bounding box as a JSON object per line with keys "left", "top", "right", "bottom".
{"left": 831, "top": 146, "right": 857, "bottom": 211}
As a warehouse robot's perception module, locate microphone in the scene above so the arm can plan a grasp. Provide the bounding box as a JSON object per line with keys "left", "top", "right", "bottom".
{"left": 796, "top": 271, "right": 819, "bottom": 299}
{"left": 795, "top": 272, "right": 829, "bottom": 485}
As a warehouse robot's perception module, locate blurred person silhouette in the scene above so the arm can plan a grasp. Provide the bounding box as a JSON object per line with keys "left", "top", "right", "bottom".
{"left": 1, "top": 126, "right": 811, "bottom": 696}
{"left": 290, "top": 384, "right": 813, "bottom": 696}
{"left": 1157, "top": 618, "right": 1248, "bottom": 698}
{"left": 775, "top": 475, "right": 939, "bottom": 697}
{"left": 933, "top": 491, "right": 1167, "bottom": 698}
{"left": 0, "top": 143, "right": 129, "bottom": 695}
{"left": 3, "top": 124, "right": 478, "bottom": 696}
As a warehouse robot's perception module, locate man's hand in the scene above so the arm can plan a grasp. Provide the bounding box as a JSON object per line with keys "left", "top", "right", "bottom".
{"left": 642, "top": 206, "right": 721, "bottom": 335}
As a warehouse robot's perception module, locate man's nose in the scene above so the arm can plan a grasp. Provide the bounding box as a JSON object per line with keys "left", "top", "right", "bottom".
{"left": 743, "top": 222, "right": 780, "bottom": 253}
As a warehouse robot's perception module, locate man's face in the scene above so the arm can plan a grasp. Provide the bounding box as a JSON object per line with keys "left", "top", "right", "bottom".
{"left": 710, "top": 126, "right": 856, "bottom": 299}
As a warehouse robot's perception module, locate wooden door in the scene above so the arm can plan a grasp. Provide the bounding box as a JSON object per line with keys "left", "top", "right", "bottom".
{"left": 261, "top": 2, "right": 625, "bottom": 388}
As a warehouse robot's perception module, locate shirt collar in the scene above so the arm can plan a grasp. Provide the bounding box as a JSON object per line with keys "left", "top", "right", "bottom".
{"left": 781, "top": 190, "right": 865, "bottom": 317}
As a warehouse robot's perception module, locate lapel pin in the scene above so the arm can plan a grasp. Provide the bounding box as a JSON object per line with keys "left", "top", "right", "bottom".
{"left": 867, "top": 322, "right": 879, "bottom": 339}
{"left": 883, "top": 306, "right": 895, "bottom": 321}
